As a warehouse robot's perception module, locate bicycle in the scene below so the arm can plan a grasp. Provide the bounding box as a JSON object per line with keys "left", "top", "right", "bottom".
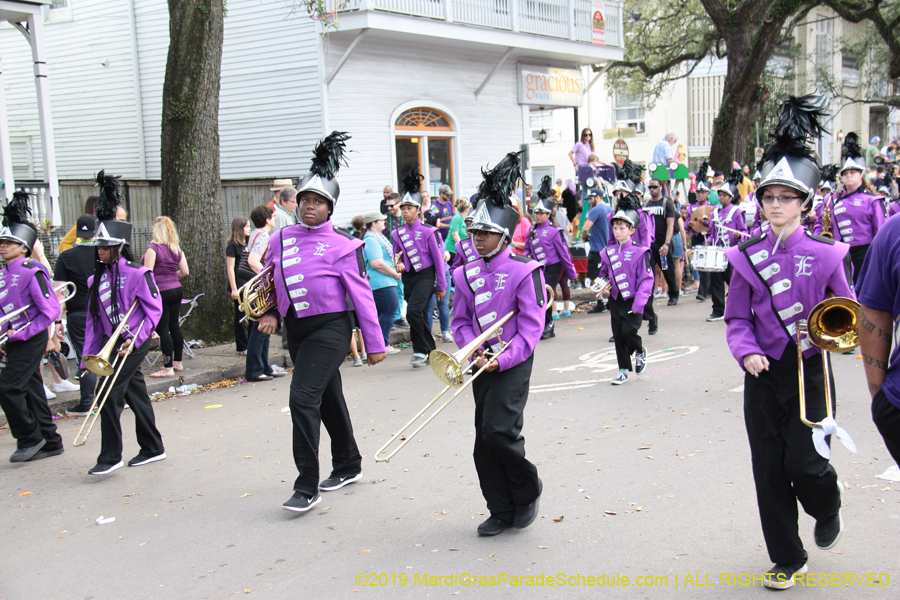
{"left": 145, "top": 292, "right": 205, "bottom": 367}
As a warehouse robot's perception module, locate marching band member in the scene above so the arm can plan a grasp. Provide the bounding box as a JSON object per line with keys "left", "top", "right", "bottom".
{"left": 0, "top": 192, "right": 64, "bottom": 463}
{"left": 812, "top": 133, "right": 887, "bottom": 286}
{"left": 526, "top": 177, "right": 576, "bottom": 340}
{"left": 724, "top": 96, "right": 853, "bottom": 589}
{"left": 391, "top": 171, "right": 447, "bottom": 368}
{"left": 451, "top": 152, "right": 545, "bottom": 537}
{"left": 450, "top": 212, "right": 478, "bottom": 270}
{"left": 688, "top": 162, "right": 712, "bottom": 301}
{"left": 597, "top": 193, "right": 653, "bottom": 385}
{"left": 83, "top": 172, "right": 165, "bottom": 475}
{"left": 809, "top": 165, "right": 838, "bottom": 231}
{"left": 705, "top": 168, "right": 748, "bottom": 322}
{"left": 257, "top": 132, "right": 386, "bottom": 512}
{"left": 878, "top": 168, "right": 898, "bottom": 217}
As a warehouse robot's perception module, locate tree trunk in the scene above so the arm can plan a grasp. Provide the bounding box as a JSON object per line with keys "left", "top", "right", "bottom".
{"left": 160, "top": 0, "right": 227, "bottom": 341}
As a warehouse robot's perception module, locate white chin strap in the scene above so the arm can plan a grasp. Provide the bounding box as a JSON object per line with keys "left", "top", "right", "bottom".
{"left": 478, "top": 229, "right": 510, "bottom": 258}
{"left": 299, "top": 221, "right": 327, "bottom": 230}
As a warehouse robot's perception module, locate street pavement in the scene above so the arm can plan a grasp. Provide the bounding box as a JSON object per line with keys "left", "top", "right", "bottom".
{"left": 1, "top": 295, "right": 897, "bottom": 599}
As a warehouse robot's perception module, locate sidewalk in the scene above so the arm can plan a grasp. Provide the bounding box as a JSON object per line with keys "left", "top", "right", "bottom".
{"left": 1, "top": 328, "right": 412, "bottom": 428}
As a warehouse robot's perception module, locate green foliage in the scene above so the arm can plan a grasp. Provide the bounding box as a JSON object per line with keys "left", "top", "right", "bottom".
{"left": 166, "top": 98, "right": 192, "bottom": 122}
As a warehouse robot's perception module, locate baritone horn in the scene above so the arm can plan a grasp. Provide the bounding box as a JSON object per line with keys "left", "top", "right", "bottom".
{"left": 374, "top": 311, "right": 516, "bottom": 462}
{"left": 590, "top": 276, "right": 611, "bottom": 298}
{"left": 238, "top": 265, "right": 276, "bottom": 321}
{"left": 796, "top": 297, "right": 860, "bottom": 429}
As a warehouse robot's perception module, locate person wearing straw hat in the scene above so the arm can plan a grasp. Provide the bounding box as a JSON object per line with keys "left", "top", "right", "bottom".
{"left": 82, "top": 172, "right": 165, "bottom": 476}
{"left": 268, "top": 178, "right": 293, "bottom": 210}
{"left": 724, "top": 96, "right": 854, "bottom": 589}
{"left": 0, "top": 191, "right": 64, "bottom": 463}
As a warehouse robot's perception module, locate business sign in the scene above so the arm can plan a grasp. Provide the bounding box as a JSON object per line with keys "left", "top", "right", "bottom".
{"left": 518, "top": 64, "right": 585, "bottom": 108}
{"left": 592, "top": 0, "right": 605, "bottom": 45}
{"left": 613, "top": 139, "right": 629, "bottom": 165}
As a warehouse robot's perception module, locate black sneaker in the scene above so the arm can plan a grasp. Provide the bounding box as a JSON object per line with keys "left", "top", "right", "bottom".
{"left": 282, "top": 492, "right": 321, "bottom": 513}
{"left": 696, "top": 294, "right": 708, "bottom": 302}
{"left": 319, "top": 472, "right": 362, "bottom": 492}
{"left": 89, "top": 461, "right": 124, "bottom": 475}
{"left": 667, "top": 297, "right": 678, "bottom": 306}
{"left": 9, "top": 439, "right": 47, "bottom": 463}
{"left": 477, "top": 516, "right": 512, "bottom": 536}
{"left": 635, "top": 348, "right": 647, "bottom": 374}
{"left": 540, "top": 324, "right": 555, "bottom": 340}
{"left": 706, "top": 313, "right": 724, "bottom": 322}
{"left": 815, "top": 483, "right": 843, "bottom": 550}
{"left": 588, "top": 304, "right": 605, "bottom": 314}
{"left": 514, "top": 478, "right": 542, "bottom": 529}
{"left": 608, "top": 336, "right": 615, "bottom": 343}
{"left": 648, "top": 315, "right": 659, "bottom": 335}
{"left": 66, "top": 401, "right": 95, "bottom": 417}
{"left": 763, "top": 561, "right": 808, "bottom": 590}
{"left": 393, "top": 319, "right": 410, "bottom": 330}
{"left": 26, "top": 446, "right": 65, "bottom": 461}
{"left": 128, "top": 452, "right": 167, "bottom": 467}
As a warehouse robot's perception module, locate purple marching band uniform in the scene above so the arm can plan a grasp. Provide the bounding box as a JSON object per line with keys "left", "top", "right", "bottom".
{"left": 450, "top": 237, "right": 478, "bottom": 270}
{"left": 451, "top": 152, "right": 544, "bottom": 536}
{"left": 706, "top": 201, "right": 748, "bottom": 319}
{"left": 391, "top": 216, "right": 447, "bottom": 358}
{"left": 525, "top": 218, "right": 576, "bottom": 332}
{"left": 723, "top": 96, "right": 853, "bottom": 587}
{"left": 812, "top": 188, "right": 886, "bottom": 282}
{"left": 0, "top": 257, "right": 63, "bottom": 460}
{"left": 83, "top": 256, "right": 165, "bottom": 469}
{"left": 598, "top": 231, "right": 653, "bottom": 373}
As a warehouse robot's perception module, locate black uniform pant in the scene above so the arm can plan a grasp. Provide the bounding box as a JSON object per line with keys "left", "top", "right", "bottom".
{"left": 608, "top": 296, "right": 643, "bottom": 371}
{"left": 743, "top": 343, "right": 840, "bottom": 565}
{"left": 649, "top": 243, "right": 678, "bottom": 301}
{"left": 284, "top": 310, "right": 361, "bottom": 497}
{"left": 692, "top": 234, "right": 711, "bottom": 297}
{"left": 872, "top": 389, "right": 900, "bottom": 466}
{"left": 543, "top": 262, "right": 562, "bottom": 329}
{"left": 849, "top": 244, "right": 870, "bottom": 288}
{"left": 0, "top": 331, "right": 62, "bottom": 450}
{"left": 233, "top": 299, "right": 248, "bottom": 352}
{"left": 403, "top": 266, "right": 436, "bottom": 356}
{"left": 67, "top": 310, "right": 97, "bottom": 403}
{"left": 709, "top": 264, "right": 733, "bottom": 317}
{"left": 472, "top": 355, "right": 540, "bottom": 521}
{"left": 98, "top": 337, "right": 164, "bottom": 465}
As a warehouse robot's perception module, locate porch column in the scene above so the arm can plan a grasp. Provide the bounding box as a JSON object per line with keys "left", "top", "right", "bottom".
{"left": 0, "top": 56, "right": 15, "bottom": 201}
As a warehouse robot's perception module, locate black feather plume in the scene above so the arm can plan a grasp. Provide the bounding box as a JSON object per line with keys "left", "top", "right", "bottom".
{"left": 477, "top": 152, "right": 522, "bottom": 208}
{"left": 2, "top": 191, "right": 32, "bottom": 227}
{"left": 537, "top": 175, "right": 553, "bottom": 200}
{"left": 821, "top": 164, "right": 839, "bottom": 183}
{"left": 622, "top": 160, "right": 643, "bottom": 184}
{"left": 727, "top": 167, "right": 744, "bottom": 188}
{"left": 615, "top": 192, "right": 643, "bottom": 213}
{"left": 697, "top": 161, "right": 709, "bottom": 184}
{"left": 400, "top": 168, "right": 422, "bottom": 196}
{"left": 94, "top": 170, "right": 122, "bottom": 222}
{"left": 841, "top": 132, "right": 862, "bottom": 162}
{"left": 883, "top": 168, "right": 893, "bottom": 189}
{"left": 309, "top": 131, "right": 351, "bottom": 180}
{"left": 761, "top": 95, "right": 829, "bottom": 164}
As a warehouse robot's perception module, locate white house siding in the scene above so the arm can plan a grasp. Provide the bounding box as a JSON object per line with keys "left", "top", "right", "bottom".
{"left": 323, "top": 35, "right": 526, "bottom": 224}
{"left": 0, "top": 0, "right": 145, "bottom": 180}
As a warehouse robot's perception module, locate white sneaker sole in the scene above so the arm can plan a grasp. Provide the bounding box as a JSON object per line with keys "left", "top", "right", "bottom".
{"left": 129, "top": 453, "right": 167, "bottom": 467}
{"left": 763, "top": 564, "right": 808, "bottom": 589}
{"left": 282, "top": 495, "right": 322, "bottom": 513}
{"left": 319, "top": 472, "right": 363, "bottom": 492}
{"left": 89, "top": 461, "right": 124, "bottom": 475}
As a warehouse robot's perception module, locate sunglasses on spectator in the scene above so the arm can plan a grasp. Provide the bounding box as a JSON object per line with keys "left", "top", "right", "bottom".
{"left": 648, "top": 185, "right": 659, "bottom": 189}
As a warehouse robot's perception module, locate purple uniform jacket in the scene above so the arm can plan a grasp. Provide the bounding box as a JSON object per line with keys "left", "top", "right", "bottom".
{"left": 525, "top": 221, "right": 577, "bottom": 280}
{"left": 812, "top": 189, "right": 886, "bottom": 245}
{"left": 888, "top": 200, "right": 899, "bottom": 218}
{"left": 725, "top": 227, "right": 854, "bottom": 368}
{"left": 451, "top": 247, "right": 546, "bottom": 372}
{"left": 83, "top": 258, "right": 162, "bottom": 363}
{"left": 856, "top": 215, "right": 900, "bottom": 409}
{"left": 450, "top": 238, "right": 478, "bottom": 270}
{"left": 707, "top": 204, "right": 748, "bottom": 248}
{"left": 265, "top": 222, "right": 386, "bottom": 354}
{"left": 606, "top": 209, "right": 655, "bottom": 248}
{"left": 597, "top": 238, "right": 653, "bottom": 314}
{"left": 0, "top": 258, "right": 60, "bottom": 342}
{"left": 391, "top": 219, "right": 447, "bottom": 292}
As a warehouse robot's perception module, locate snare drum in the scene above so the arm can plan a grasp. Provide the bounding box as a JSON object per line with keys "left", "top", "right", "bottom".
{"left": 692, "top": 245, "right": 729, "bottom": 272}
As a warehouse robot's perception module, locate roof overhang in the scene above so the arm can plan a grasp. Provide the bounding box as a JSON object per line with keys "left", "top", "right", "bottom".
{"left": 0, "top": 0, "right": 47, "bottom": 22}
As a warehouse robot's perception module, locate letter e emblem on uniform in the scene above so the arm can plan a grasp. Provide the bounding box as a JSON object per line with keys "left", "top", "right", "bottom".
{"left": 495, "top": 273, "right": 508, "bottom": 291}
{"left": 314, "top": 242, "right": 330, "bottom": 256}
{"left": 795, "top": 255, "right": 814, "bottom": 277}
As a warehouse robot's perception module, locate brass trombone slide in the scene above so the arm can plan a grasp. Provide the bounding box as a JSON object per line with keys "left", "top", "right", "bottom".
{"left": 374, "top": 311, "right": 515, "bottom": 462}
{"left": 0, "top": 282, "right": 78, "bottom": 345}
{"left": 796, "top": 297, "right": 860, "bottom": 429}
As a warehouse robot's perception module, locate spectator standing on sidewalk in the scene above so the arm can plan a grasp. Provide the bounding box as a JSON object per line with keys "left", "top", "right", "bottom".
{"left": 244, "top": 205, "right": 285, "bottom": 382}
{"left": 145, "top": 217, "right": 190, "bottom": 378}
{"left": 362, "top": 211, "right": 402, "bottom": 355}
{"left": 581, "top": 188, "right": 612, "bottom": 313}
{"left": 643, "top": 178, "right": 679, "bottom": 306}
{"left": 271, "top": 186, "right": 298, "bottom": 232}
{"left": 226, "top": 217, "right": 251, "bottom": 355}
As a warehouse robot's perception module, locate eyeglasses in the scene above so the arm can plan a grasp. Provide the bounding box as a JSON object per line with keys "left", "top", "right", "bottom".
{"left": 584, "top": 133, "right": 592, "bottom": 138}
{"left": 648, "top": 185, "right": 659, "bottom": 190}
{"left": 386, "top": 203, "right": 397, "bottom": 209}
{"left": 760, "top": 195, "right": 802, "bottom": 205}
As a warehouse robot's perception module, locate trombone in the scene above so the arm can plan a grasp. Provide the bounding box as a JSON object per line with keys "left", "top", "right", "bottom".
{"left": 796, "top": 297, "right": 860, "bottom": 429}
{"left": 0, "top": 282, "right": 77, "bottom": 345}
{"left": 374, "top": 311, "right": 515, "bottom": 462}
{"left": 74, "top": 302, "right": 144, "bottom": 446}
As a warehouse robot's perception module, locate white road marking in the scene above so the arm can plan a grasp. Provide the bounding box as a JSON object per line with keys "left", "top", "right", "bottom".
{"left": 730, "top": 385, "right": 744, "bottom": 393}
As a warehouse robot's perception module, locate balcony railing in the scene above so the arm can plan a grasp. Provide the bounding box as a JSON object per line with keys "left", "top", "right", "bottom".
{"left": 338, "top": 0, "right": 625, "bottom": 47}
